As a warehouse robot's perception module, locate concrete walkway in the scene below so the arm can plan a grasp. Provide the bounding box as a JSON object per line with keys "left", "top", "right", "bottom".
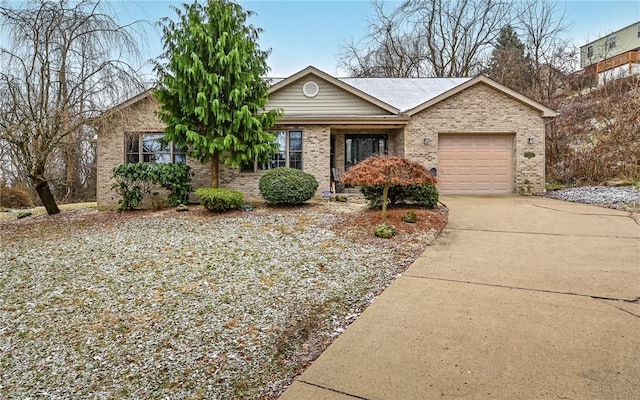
{"left": 279, "top": 196, "right": 640, "bottom": 400}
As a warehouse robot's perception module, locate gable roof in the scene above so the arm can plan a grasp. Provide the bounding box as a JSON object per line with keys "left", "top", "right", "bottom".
{"left": 406, "top": 75, "right": 558, "bottom": 117}
{"left": 269, "top": 66, "right": 400, "bottom": 114}
{"left": 272, "top": 66, "right": 557, "bottom": 118}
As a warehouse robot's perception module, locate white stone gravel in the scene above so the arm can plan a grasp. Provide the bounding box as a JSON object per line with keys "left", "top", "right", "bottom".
{"left": 545, "top": 185, "right": 640, "bottom": 208}
{"left": 0, "top": 211, "right": 419, "bottom": 399}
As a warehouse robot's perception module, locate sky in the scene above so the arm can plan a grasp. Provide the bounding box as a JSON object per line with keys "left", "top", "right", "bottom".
{"left": 47, "top": 0, "right": 640, "bottom": 78}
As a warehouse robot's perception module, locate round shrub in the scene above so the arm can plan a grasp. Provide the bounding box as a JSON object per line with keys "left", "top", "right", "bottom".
{"left": 196, "top": 188, "right": 243, "bottom": 212}
{"left": 402, "top": 210, "right": 417, "bottom": 223}
{"left": 259, "top": 168, "right": 319, "bottom": 205}
{"left": 374, "top": 223, "right": 396, "bottom": 238}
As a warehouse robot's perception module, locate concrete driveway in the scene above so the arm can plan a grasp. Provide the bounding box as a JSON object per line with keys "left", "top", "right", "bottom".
{"left": 279, "top": 196, "right": 640, "bottom": 400}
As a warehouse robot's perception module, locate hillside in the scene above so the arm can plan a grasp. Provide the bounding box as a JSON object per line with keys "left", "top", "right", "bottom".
{"left": 546, "top": 76, "right": 640, "bottom": 185}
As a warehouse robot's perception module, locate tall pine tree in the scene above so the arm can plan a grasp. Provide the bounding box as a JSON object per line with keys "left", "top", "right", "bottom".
{"left": 155, "top": 0, "right": 281, "bottom": 187}
{"left": 486, "top": 25, "right": 532, "bottom": 93}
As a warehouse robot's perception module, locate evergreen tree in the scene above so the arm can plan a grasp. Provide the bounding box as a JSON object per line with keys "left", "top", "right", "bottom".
{"left": 486, "top": 25, "right": 532, "bottom": 92}
{"left": 155, "top": 0, "right": 281, "bottom": 187}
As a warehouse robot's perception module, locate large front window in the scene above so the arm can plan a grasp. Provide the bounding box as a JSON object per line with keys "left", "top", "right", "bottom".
{"left": 242, "top": 130, "right": 303, "bottom": 172}
{"left": 125, "top": 133, "right": 186, "bottom": 164}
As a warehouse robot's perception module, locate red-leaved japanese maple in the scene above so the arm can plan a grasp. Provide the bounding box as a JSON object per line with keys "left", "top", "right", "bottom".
{"left": 341, "top": 156, "right": 436, "bottom": 223}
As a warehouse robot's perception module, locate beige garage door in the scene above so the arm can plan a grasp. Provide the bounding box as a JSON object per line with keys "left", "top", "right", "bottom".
{"left": 438, "top": 134, "right": 513, "bottom": 194}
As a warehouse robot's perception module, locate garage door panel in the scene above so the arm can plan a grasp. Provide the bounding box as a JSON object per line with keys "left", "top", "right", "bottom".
{"left": 438, "top": 134, "right": 513, "bottom": 194}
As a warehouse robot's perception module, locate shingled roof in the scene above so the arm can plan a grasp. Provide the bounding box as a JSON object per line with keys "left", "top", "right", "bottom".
{"left": 339, "top": 77, "right": 470, "bottom": 112}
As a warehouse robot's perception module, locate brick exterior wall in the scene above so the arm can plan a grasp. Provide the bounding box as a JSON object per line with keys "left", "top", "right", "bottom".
{"left": 96, "top": 98, "right": 330, "bottom": 207}
{"left": 95, "top": 95, "right": 210, "bottom": 210}
{"left": 219, "top": 125, "right": 331, "bottom": 198}
{"left": 403, "top": 83, "right": 546, "bottom": 194}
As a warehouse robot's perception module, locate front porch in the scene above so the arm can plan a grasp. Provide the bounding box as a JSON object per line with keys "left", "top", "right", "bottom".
{"left": 330, "top": 126, "right": 405, "bottom": 192}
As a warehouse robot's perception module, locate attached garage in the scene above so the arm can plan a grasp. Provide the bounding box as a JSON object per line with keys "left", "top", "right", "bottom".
{"left": 437, "top": 134, "right": 514, "bottom": 195}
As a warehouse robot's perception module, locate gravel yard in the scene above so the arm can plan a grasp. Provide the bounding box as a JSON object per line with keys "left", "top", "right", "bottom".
{"left": 0, "top": 201, "right": 447, "bottom": 399}
{"left": 545, "top": 185, "right": 640, "bottom": 211}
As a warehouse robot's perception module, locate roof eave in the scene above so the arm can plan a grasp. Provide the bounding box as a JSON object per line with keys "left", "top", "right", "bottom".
{"left": 405, "top": 75, "right": 559, "bottom": 118}
{"left": 277, "top": 115, "right": 410, "bottom": 125}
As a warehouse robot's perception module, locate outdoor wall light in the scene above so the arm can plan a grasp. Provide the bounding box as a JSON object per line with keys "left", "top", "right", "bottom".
{"left": 528, "top": 137, "right": 535, "bottom": 144}
{"left": 423, "top": 137, "right": 431, "bottom": 145}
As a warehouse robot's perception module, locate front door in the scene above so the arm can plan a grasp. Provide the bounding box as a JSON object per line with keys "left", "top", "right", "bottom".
{"left": 345, "top": 135, "right": 387, "bottom": 169}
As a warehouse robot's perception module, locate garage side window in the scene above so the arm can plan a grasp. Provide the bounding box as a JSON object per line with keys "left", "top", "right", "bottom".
{"left": 125, "top": 133, "right": 186, "bottom": 164}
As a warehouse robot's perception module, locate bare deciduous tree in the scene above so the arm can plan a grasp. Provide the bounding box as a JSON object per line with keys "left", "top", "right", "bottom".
{"left": 0, "top": 0, "right": 144, "bottom": 214}
{"left": 515, "top": 0, "right": 576, "bottom": 106}
{"left": 339, "top": 0, "right": 515, "bottom": 78}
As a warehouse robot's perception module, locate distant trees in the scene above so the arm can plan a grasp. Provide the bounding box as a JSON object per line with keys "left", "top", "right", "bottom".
{"left": 339, "top": 0, "right": 516, "bottom": 78}
{"left": 339, "top": 0, "right": 576, "bottom": 106}
{"left": 155, "top": 0, "right": 281, "bottom": 188}
{"left": 485, "top": 25, "right": 532, "bottom": 93}
{"left": 515, "top": 0, "right": 576, "bottom": 106}
{"left": 0, "top": 0, "right": 144, "bottom": 213}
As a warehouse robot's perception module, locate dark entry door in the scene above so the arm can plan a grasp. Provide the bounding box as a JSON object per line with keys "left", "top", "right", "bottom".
{"left": 345, "top": 135, "right": 387, "bottom": 168}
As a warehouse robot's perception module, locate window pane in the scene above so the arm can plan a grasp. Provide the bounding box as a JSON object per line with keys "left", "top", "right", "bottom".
{"left": 173, "top": 154, "right": 186, "bottom": 164}
{"left": 275, "top": 131, "right": 286, "bottom": 152}
{"left": 143, "top": 134, "right": 168, "bottom": 153}
{"left": 144, "top": 153, "right": 171, "bottom": 164}
{"left": 126, "top": 134, "right": 139, "bottom": 153}
{"left": 271, "top": 152, "right": 286, "bottom": 169}
{"left": 126, "top": 153, "right": 139, "bottom": 164}
{"left": 289, "top": 152, "right": 302, "bottom": 170}
{"left": 289, "top": 131, "right": 302, "bottom": 151}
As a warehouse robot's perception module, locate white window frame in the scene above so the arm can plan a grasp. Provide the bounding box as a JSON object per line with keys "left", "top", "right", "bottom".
{"left": 607, "top": 35, "right": 617, "bottom": 50}
{"left": 587, "top": 45, "right": 593, "bottom": 58}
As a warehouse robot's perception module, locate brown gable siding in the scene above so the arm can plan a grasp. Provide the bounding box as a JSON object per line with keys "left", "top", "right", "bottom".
{"left": 266, "top": 77, "right": 391, "bottom": 116}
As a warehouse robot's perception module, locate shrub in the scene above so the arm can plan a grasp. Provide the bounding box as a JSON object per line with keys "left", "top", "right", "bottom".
{"left": 335, "top": 195, "right": 348, "bottom": 202}
{"left": 196, "top": 188, "right": 244, "bottom": 212}
{"left": 360, "top": 183, "right": 439, "bottom": 209}
{"left": 374, "top": 223, "right": 396, "bottom": 238}
{"left": 402, "top": 210, "right": 417, "bottom": 223}
{"left": 259, "top": 168, "right": 318, "bottom": 205}
{"left": 0, "top": 186, "right": 33, "bottom": 209}
{"left": 111, "top": 163, "right": 192, "bottom": 210}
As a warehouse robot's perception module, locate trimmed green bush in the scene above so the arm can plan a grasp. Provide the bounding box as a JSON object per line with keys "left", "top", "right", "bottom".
{"left": 259, "top": 168, "right": 319, "bottom": 205}
{"left": 360, "top": 183, "right": 439, "bottom": 209}
{"left": 374, "top": 223, "right": 396, "bottom": 238}
{"left": 196, "top": 188, "right": 243, "bottom": 212}
{"left": 402, "top": 210, "right": 417, "bottom": 223}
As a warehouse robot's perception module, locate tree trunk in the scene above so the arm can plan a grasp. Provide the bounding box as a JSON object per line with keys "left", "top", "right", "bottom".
{"left": 33, "top": 177, "right": 60, "bottom": 215}
{"left": 210, "top": 152, "right": 219, "bottom": 188}
{"left": 381, "top": 183, "right": 389, "bottom": 224}
{"left": 64, "top": 137, "right": 80, "bottom": 201}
